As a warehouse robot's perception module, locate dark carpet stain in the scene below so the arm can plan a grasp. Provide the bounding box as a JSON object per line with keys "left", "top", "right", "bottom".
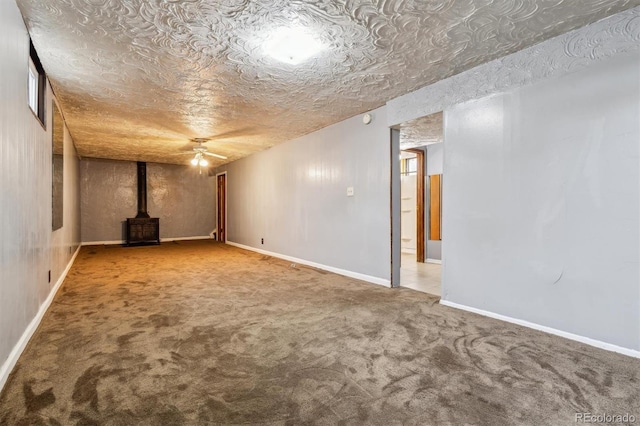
{"left": 72, "top": 366, "right": 102, "bottom": 410}
{"left": 148, "top": 314, "right": 179, "bottom": 328}
{"left": 23, "top": 383, "right": 56, "bottom": 413}
{"left": 431, "top": 345, "right": 462, "bottom": 370}
{"left": 116, "top": 331, "right": 144, "bottom": 346}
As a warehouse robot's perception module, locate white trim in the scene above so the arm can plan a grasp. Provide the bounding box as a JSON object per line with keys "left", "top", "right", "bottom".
{"left": 0, "top": 245, "right": 81, "bottom": 393}
{"left": 227, "top": 241, "right": 391, "bottom": 288}
{"left": 401, "top": 249, "right": 416, "bottom": 254}
{"left": 81, "top": 236, "right": 212, "bottom": 246}
{"left": 426, "top": 258, "right": 442, "bottom": 264}
{"left": 439, "top": 300, "right": 640, "bottom": 359}
{"left": 161, "top": 236, "right": 211, "bottom": 242}
{"left": 81, "top": 240, "right": 124, "bottom": 246}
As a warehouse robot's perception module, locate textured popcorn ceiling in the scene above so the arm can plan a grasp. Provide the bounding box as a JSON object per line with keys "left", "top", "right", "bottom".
{"left": 399, "top": 112, "right": 443, "bottom": 149}
{"left": 16, "top": 0, "right": 638, "bottom": 165}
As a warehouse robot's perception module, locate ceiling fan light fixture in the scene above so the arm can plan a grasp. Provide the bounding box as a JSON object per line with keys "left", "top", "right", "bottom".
{"left": 264, "top": 27, "right": 325, "bottom": 65}
{"left": 191, "top": 156, "right": 200, "bottom": 166}
{"left": 199, "top": 158, "right": 209, "bottom": 167}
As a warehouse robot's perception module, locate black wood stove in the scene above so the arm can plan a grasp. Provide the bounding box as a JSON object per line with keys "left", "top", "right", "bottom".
{"left": 126, "top": 162, "right": 160, "bottom": 246}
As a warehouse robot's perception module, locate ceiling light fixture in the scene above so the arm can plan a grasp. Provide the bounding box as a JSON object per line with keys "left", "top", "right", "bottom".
{"left": 263, "top": 27, "right": 325, "bottom": 65}
{"left": 191, "top": 152, "right": 209, "bottom": 174}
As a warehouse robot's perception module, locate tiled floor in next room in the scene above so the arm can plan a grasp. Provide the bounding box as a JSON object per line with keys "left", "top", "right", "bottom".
{"left": 400, "top": 253, "right": 441, "bottom": 296}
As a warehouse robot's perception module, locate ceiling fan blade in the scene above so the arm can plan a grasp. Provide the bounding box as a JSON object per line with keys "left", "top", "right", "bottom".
{"left": 203, "top": 152, "right": 227, "bottom": 159}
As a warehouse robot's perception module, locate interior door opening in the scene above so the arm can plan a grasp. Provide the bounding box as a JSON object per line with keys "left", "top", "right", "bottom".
{"left": 216, "top": 172, "right": 227, "bottom": 243}
{"left": 391, "top": 111, "right": 443, "bottom": 296}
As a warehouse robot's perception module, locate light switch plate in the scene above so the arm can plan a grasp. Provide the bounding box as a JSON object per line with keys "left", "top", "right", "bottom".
{"left": 347, "top": 187, "right": 354, "bottom": 197}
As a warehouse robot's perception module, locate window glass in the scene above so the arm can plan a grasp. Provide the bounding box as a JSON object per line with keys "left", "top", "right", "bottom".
{"left": 28, "top": 41, "right": 46, "bottom": 126}
{"left": 401, "top": 157, "right": 418, "bottom": 175}
{"left": 28, "top": 59, "right": 38, "bottom": 113}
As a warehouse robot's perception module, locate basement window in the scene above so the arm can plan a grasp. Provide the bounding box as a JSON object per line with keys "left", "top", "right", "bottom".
{"left": 27, "top": 40, "right": 46, "bottom": 127}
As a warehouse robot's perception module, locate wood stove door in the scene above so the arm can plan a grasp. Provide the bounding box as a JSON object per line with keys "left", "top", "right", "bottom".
{"left": 217, "top": 173, "right": 226, "bottom": 242}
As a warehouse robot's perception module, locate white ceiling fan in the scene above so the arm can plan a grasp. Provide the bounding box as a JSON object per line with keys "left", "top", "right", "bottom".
{"left": 189, "top": 138, "right": 227, "bottom": 167}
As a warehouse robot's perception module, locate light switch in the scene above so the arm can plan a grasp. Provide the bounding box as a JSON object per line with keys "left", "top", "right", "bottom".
{"left": 347, "top": 187, "right": 354, "bottom": 197}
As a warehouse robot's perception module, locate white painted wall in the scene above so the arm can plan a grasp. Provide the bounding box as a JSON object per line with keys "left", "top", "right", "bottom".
{"left": 426, "top": 143, "right": 443, "bottom": 175}
{"left": 0, "top": 0, "right": 81, "bottom": 386}
{"left": 443, "top": 52, "right": 639, "bottom": 351}
{"left": 215, "top": 106, "right": 391, "bottom": 283}
{"left": 387, "top": 9, "right": 640, "bottom": 351}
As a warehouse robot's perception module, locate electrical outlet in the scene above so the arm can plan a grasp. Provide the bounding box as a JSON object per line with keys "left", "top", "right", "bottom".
{"left": 261, "top": 238, "right": 264, "bottom": 244}
{"left": 347, "top": 186, "right": 354, "bottom": 197}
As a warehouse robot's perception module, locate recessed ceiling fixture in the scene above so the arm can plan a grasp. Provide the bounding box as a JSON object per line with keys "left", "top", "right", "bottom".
{"left": 263, "top": 27, "right": 325, "bottom": 65}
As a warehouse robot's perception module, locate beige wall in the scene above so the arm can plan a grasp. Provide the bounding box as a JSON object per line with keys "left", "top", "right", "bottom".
{"left": 80, "top": 158, "right": 215, "bottom": 243}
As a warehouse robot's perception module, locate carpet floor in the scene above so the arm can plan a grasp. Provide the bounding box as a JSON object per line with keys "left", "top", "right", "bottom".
{"left": 0, "top": 241, "right": 638, "bottom": 425}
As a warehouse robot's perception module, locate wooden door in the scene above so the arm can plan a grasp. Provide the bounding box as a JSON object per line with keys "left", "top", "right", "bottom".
{"left": 429, "top": 174, "right": 441, "bottom": 241}
{"left": 217, "top": 174, "right": 226, "bottom": 242}
{"left": 406, "top": 149, "right": 425, "bottom": 263}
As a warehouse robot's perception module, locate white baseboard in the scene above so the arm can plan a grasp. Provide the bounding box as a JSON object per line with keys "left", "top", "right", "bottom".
{"left": 0, "top": 245, "right": 81, "bottom": 393}
{"left": 82, "top": 240, "right": 124, "bottom": 246}
{"left": 401, "top": 249, "right": 416, "bottom": 254}
{"left": 81, "top": 236, "right": 212, "bottom": 246}
{"left": 226, "top": 241, "right": 391, "bottom": 288}
{"left": 161, "top": 236, "right": 211, "bottom": 242}
{"left": 426, "top": 258, "right": 442, "bottom": 264}
{"left": 439, "top": 300, "right": 640, "bottom": 359}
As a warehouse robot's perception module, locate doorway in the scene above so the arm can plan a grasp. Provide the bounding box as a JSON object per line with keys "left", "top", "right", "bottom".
{"left": 392, "top": 112, "right": 443, "bottom": 296}
{"left": 216, "top": 172, "right": 226, "bottom": 242}
{"left": 400, "top": 149, "right": 425, "bottom": 263}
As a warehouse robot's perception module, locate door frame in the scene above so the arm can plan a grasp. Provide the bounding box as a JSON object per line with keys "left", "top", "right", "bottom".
{"left": 390, "top": 129, "right": 401, "bottom": 287}
{"left": 215, "top": 171, "right": 227, "bottom": 242}
{"left": 405, "top": 148, "right": 425, "bottom": 263}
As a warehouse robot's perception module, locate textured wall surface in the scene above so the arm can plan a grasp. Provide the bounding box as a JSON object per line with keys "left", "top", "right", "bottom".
{"left": 80, "top": 159, "right": 136, "bottom": 243}
{"left": 442, "top": 52, "right": 639, "bottom": 350}
{"left": 387, "top": 7, "right": 640, "bottom": 126}
{"left": 215, "top": 106, "right": 390, "bottom": 282}
{"left": 0, "top": 0, "right": 80, "bottom": 382}
{"left": 14, "top": 0, "right": 638, "bottom": 165}
{"left": 147, "top": 162, "right": 215, "bottom": 239}
{"left": 81, "top": 159, "right": 215, "bottom": 243}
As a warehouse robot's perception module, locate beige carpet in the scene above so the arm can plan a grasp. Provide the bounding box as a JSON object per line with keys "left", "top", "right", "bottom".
{"left": 0, "top": 241, "right": 638, "bottom": 425}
